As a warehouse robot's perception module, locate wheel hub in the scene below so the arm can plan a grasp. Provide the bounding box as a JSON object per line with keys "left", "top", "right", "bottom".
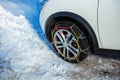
{"left": 63, "top": 42, "right": 68, "bottom": 47}
{"left": 53, "top": 28, "right": 81, "bottom": 60}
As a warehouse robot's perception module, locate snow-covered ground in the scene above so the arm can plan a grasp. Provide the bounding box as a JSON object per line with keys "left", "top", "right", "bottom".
{"left": 0, "top": 1, "right": 120, "bottom": 80}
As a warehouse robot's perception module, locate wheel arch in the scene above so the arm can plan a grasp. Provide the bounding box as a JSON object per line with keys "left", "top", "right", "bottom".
{"left": 45, "top": 12, "right": 99, "bottom": 52}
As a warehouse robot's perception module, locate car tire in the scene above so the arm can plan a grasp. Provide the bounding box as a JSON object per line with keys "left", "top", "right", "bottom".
{"left": 49, "top": 20, "right": 91, "bottom": 63}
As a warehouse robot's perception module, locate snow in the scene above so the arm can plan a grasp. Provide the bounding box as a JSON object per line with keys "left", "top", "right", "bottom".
{"left": 0, "top": 1, "right": 120, "bottom": 80}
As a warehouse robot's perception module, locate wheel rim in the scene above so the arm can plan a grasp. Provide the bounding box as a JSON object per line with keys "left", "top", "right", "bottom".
{"left": 53, "top": 28, "right": 81, "bottom": 60}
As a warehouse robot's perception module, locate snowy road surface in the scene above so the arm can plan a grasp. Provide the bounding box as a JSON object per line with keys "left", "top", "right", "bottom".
{"left": 0, "top": 3, "right": 120, "bottom": 80}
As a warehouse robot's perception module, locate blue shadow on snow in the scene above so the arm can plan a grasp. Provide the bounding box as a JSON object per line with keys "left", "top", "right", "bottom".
{"left": 0, "top": 0, "right": 48, "bottom": 41}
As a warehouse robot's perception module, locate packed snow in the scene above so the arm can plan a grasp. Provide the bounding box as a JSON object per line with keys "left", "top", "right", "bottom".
{"left": 0, "top": 1, "right": 120, "bottom": 80}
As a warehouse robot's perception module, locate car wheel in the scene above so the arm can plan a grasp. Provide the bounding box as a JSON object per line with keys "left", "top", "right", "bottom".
{"left": 51, "top": 20, "right": 91, "bottom": 63}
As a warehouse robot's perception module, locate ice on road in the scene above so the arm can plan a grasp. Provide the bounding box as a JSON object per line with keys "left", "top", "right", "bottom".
{"left": 0, "top": 5, "right": 120, "bottom": 80}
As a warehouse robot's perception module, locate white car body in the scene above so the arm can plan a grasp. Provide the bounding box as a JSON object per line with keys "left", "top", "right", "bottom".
{"left": 40, "top": 0, "right": 120, "bottom": 50}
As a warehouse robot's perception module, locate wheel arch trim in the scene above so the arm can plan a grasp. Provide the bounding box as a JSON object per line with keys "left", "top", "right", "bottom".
{"left": 45, "top": 12, "right": 99, "bottom": 51}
